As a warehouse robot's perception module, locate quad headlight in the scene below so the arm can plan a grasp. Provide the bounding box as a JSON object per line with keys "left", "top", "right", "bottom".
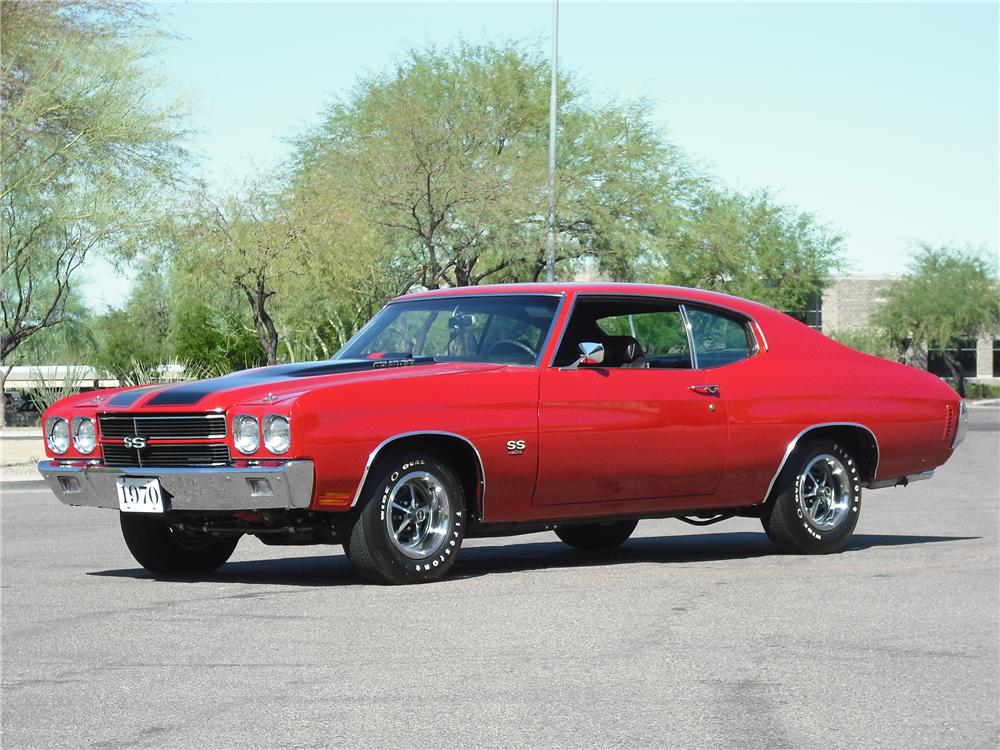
{"left": 233, "top": 415, "right": 260, "bottom": 454}
{"left": 72, "top": 417, "right": 96, "bottom": 454}
{"left": 263, "top": 415, "right": 290, "bottom": 454}
{"left": 46, "top": 417, "right": 70, "bottom": 454}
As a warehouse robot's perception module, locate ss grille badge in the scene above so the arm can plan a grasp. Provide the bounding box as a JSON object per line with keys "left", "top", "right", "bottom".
{"left": 123, "top": 436, "right": 148, "bottom": 449}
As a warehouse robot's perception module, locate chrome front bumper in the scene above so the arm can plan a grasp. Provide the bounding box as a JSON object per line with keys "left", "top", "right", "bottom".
{"left": 37, "top": 460, "right": 315, "bottom": 512}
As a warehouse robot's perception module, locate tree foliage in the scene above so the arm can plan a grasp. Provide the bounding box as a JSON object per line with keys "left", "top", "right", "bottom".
{"left": 872, "top": 244, "right": 1000, "bottom": 395}
{"left": 0, "top": 0, "right": 184, "bottom": 422}
{"left": 653, "top": 188, "right": 844, "bottom": 313}
{"left": 291, "top": 42, "right": 690, "bottom": 293}
{"left": 3, "top": 28, "right": 855, "bottom": 396}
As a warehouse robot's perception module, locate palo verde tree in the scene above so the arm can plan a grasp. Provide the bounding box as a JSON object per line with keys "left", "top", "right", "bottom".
{"left": 290, "top": 40, "right": 689, "bottom": 294}
{"left": 0, "top": 0, "right": 184, "bottom": 423}
{"left": 653, "top": 188, "right": 845, "bottom": 314}
{"left": 873, "top": 243, "right": 1000, "bottom": 396}
{"left": 177, "top": 182, "right": 305, "bottom": 366}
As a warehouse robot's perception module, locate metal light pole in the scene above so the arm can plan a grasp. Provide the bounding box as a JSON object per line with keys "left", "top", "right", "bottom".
{"left": 545, "top": 0, "right": 558, "bottom": 282}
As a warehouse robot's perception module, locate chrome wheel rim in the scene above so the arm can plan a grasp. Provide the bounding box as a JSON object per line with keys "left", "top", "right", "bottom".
{"left": 798, "top": 453, "right": 852, "bottom": 531}
{"left": 385, "top": 471, "right": 451, "bottom": 560}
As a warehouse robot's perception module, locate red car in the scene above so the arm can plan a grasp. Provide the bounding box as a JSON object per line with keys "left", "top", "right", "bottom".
{"left": 39, "top": 283, "right": 967, "bottom": 584}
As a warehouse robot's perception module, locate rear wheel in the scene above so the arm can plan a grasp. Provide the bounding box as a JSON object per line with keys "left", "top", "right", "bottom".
{"left": 120, "top": 514, "right": 240, "bottom": 576}
{"left": 555, "top": 519, "right": 638, "bottom": 550}
{"left": 345, "top": 451, "right": 466, "bottom": 584}
{"left": 761, "top": 439, "right": 862, "bottom": 554}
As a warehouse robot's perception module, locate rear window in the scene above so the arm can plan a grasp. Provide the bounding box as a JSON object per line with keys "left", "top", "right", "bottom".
{"left": 686, "top": 308, "right": 756, "bottom": 368}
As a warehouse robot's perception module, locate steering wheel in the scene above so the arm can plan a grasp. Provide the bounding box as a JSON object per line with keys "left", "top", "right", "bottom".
{"left": 487, "top": 339, "right": 537, "bottom": 358}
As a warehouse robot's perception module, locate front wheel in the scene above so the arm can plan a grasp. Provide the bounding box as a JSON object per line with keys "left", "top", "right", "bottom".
{"left": 120, "top": 514, "right": 240, "bottom": 576}
{"left": 345, "top": 451, "right": 466, "bottom": 584}
{"left": 761, "top": 439, "right": 862, "bottom": 554}
{"left": 555, "top": 519, "right": 638, "bottom": 550}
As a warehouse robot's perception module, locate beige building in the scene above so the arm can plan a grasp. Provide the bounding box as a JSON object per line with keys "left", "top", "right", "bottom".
{"left": 821, "top": 275, "right": 998, "bottom": 382}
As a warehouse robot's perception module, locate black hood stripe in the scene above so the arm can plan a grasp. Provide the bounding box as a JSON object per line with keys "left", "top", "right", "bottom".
{"left": 144, "top": 359, "right": 431, "bottom": 406}
{"left": 107, "top": 385, "right": 164, "bottom": 407}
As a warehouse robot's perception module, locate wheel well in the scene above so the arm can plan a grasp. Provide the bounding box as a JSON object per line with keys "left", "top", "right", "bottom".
{"left": 797, "top": 425, "right": 879, "bottom": 482}
{"left": 366, "top": 434, "right": 484, "bottom": 522}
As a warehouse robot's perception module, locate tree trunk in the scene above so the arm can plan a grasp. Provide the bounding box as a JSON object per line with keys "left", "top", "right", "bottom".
{"left": 944, "top": 351, "right": 966, "bottom": 398}
{"left": 244, "top": 285, "right": 280, "bottom": 366}
{"left": 0, "top": 365, "right": 8, "bottom": 428}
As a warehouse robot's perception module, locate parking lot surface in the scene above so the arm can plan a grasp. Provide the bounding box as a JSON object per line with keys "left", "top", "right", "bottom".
{"left": 2, "top": 407, "right": 998, "bottom": 749}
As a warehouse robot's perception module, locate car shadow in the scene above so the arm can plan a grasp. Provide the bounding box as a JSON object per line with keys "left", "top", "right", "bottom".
{"left": 448, "top": 531, "right": 979, "bottom": 580}
{"left": 87, "top": 531, "right": 978, "bottom": 587}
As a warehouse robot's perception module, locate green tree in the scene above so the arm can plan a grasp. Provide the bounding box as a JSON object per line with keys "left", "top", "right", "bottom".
{"left": 1, "top": 0, "right": 184, "bottom": 422}
{"left": 170, "top": 302, "right": 265, "bottom": 373}
{"left": 873, "top": 244, "right": 1000, "bottom": 396}
{"left": 90, "top": 268, "right": 171, "bottom": 381}
{"left": 653, "top": 188, "right": 844, "bottom": 313}
{"left": 291, "top": 41, "right": 688, "bottom": 293}
{"left": 173, "top": 182, "right": 306, "bottom": 365}
{"left": 827, "top": 327, "right": 897, "bottom": 361}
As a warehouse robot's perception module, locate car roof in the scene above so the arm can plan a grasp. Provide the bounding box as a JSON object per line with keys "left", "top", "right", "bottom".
{"left": 393, "top": 282, "right": 779, "bottom": 321}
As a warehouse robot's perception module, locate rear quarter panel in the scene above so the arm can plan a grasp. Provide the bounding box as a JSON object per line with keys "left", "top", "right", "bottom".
{"left": 715, "top": 311, "right": 958, "bottom": 505}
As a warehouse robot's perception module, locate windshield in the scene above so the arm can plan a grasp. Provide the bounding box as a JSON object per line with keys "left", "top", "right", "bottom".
{"left": 337, "top": 295, "right": 561, "bottom": 366}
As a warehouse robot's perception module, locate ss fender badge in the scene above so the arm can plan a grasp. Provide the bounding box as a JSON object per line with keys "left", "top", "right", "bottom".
{"left": 506, "top": 439, "right": 526, "bottom": 456}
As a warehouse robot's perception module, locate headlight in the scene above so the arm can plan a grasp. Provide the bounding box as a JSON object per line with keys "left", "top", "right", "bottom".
{"left": 72, "top": 417, "right": 96, "bottom": 454}
{"left": 233, "top": 415, "right": 260, "bottom": 454}
{"left": 46, "top": 417, "right": 70, "bottom": 454}
{"left": 263, "top": 415, "right": 290, "bottom": 454}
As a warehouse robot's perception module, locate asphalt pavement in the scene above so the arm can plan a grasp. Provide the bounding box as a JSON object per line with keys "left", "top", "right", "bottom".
{"left": 2, "top": 407, "right": 998, "bottom": 749}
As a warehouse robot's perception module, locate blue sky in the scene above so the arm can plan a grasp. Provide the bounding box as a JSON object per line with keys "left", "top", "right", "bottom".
{"left": 88, "top": 1, "right": 999, "bottom": 306}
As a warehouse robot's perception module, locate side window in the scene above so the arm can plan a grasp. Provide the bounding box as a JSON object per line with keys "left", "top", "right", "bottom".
{"left": 553, "top": 297, "right": 693, "bottom": 369}
{"left": 685, "top": 308, "right": 755, "bottom": 368}
{"left": 596, "top": 311, "right": 692, "bottom": 369}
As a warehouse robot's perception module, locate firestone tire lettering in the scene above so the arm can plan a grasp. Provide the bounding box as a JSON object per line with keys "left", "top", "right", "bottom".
{"left": 761, "top": 439, "right": 862, "bottom": 555}
{"left": 345, "top": 451, "right": 466, "bottom": 585}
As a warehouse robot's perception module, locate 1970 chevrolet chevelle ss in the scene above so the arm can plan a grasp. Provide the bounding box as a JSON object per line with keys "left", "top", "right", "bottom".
{"left": 39, "top": 283, "right": 967, "bottom": 584}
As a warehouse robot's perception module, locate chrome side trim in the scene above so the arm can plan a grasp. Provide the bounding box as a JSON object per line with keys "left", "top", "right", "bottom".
{"left": 754, "top": 321, "right": 769, "bottom": 352}
{"left": 759, "top": 422, "right": 880, "bottom": 505}
{"left": 531, "top": 292, "right": 569, "bottom": 367}
{"left": 548, "top": 293, "right": 765, "bottom": 370}
{"left": 678, "top": 304, "right": 699, "bottom": 369}
{"left": 38, "top": 460, "right": 315, "bottom": 511}
{"left": 350, "top": 431, "right": 487, "bottom": 514}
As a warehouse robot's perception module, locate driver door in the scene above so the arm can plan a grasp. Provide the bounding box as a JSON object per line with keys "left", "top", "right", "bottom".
{"left": 533, "top": 296, "right": 728, "bottom": 506}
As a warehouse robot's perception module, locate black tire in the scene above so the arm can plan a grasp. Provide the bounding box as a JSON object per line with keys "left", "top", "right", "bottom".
{"left": 761, "top": 439, "right": 862, "bottom": 554}
{"left": 555, "top": 519, "right": 638, "bottom": 550}
{"left": 345, "top": 451, "right": 466, "bottom": 585}
{"left": 119, "top": 513, "right": 240, "bottom": 576}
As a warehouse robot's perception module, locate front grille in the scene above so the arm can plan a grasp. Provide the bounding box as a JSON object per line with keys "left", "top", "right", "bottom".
{"left": 102, "top": 444, "right": 231, "bottom": 467}
{"left": 98, "top": 413, "right": 227, "bottom": 440}
{"left": 98, "top": 412, "right": 230, "bottom": 467}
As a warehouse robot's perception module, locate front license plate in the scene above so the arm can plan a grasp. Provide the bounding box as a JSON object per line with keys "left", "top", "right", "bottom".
{"left": 116, "top": 477, "right": 165, "bottom": 513}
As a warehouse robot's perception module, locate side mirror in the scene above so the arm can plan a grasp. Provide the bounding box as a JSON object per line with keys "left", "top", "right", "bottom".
{"left": 576, "top": 341, "right": 605, "bottom": 367}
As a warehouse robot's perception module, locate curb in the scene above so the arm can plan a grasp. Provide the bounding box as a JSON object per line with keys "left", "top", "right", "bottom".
{"left": 1, "top": 479, "right": 47, "bottom": 490}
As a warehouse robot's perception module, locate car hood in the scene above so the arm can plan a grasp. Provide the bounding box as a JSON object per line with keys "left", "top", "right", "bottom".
{"left": 95, "top": 359, "right": 504, "bottom": 411}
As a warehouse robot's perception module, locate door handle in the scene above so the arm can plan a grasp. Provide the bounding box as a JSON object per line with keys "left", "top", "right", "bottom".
{"left": 689, "top": 384, "right": 720, "bottom": 397}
